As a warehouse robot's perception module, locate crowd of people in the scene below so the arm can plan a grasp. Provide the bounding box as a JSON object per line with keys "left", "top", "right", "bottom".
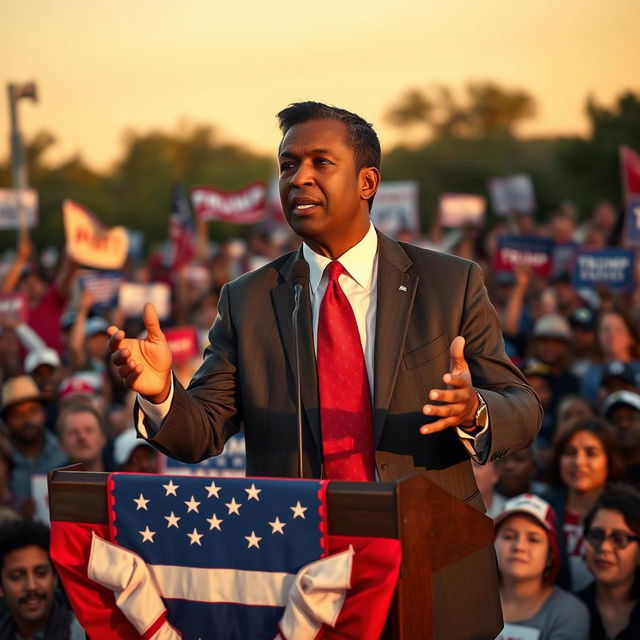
{"left": 0, "top": 195, "right": 637, "bottom": 638}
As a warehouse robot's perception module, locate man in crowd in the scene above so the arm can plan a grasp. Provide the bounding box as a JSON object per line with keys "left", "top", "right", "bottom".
{"left": 603, "top": 390, "right": 640, "bottom": 485}
{"left": 0, "top": 520, "right": 83, "bottom": 639}
{"left": 56, "top": 403, "right": 109, "bottom": 472}
{"left": 0, "top": 376, "right": 66, "bottom": 505}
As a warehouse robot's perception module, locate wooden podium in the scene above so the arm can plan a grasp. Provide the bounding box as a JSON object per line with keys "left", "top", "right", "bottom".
{"left": 49, "top": 468, "right": 502, "bottom": 639}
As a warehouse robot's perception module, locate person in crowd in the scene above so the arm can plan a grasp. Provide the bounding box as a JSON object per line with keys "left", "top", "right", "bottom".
{"left": 520, "top": 359, "right": 555, "bottom": 454}
{"left": 113, "top": 428, "right": 158, "bottom": 473}
{"left": 603, "top": 391, "right": 640, "bottom": 486}
{"left": 568, "top": 307, "right": 599, "bottom": 378}
{"left": 1, "top": 234, "right": 76, "bottom": 356}
{"left": 56, "top": 403, "right": 110, "bottom": 472}
{"left": 596, "top": 361, "right": 640, "bottom": 410}
{"left": 24, "top": 348, "right": 62, "bottom": 399}
{"left": 530, "top": 314, "right": 580, "bottom": 414}
{"left": 0, "top": 449, "right": 19, "bottom": 522}
{"left": 472, "top": 459, "right": 507, "bottom": 518}
{"left": 582, "top": 307, "right": 640, "bottom": 407}
{"left": 494, "top": 493, "right": 589, "bottom": 639}
{"left": 544, "top": 418, "right": 627, "bottom": 592}
{"left": 579, "top": 484, "right": 640, "bottom": 639}
{"left": 495, "top": 447, "right": 546, "bottom": 499}
{"left": 555, "top": 394, "right": 595, "bottom": 442}
{"left": 0, "top": 520, "right": 84, "bottom": 639}
{"left": 0, "top": 376, "right": 67, "bottom": 506}
{"left": 57, "top": 370, "right": 108, "bottom": 414}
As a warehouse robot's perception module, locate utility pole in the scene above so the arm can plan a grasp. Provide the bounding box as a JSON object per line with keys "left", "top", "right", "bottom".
{"left": 6, "top": 81, "right": 37, "bottom": 236}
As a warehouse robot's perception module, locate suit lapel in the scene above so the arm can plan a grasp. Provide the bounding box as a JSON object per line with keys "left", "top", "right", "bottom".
{"left": 373, "top": 232, "right": 418, "bottom": 446}
{"left": 271, "top": 249, "right": 321, "bottom": 454}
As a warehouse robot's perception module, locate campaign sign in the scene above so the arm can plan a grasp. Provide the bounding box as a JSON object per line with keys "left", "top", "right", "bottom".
{"left": 118, "top": 282, "right": 171, "bottom": 320}
{"left": 438, "top": 193, "right": 485, "bottom": 227}
{"left": 370, "top": 181, "right": 420, "bottom": 236}
{"left": 572, "top": 249, "right": 636, "bottom": 292}
{"left": 623, "top": 196, "right": 640, "bottom": 247}
{"left": 161, "top": 432, "right": 246, "bottom": 477}
{"left": 493, "top": 235, "right": 554, "bottom": 277}
{"left": 191, "top": 183, "right": 267, "bottom": 224}
{"left": 0, "top": 292, "right": 28, "bottom": 324}
{"left": 488, "top": 174, "right": 535, "bottom": 216}
{"left": 164, "top": 326, "right": 200, "bottom": 364}
{"left": 0, "top": 189, "right": 38, "bottom": 229}
{"left": 63, "top": 200, "right": 129, "bottom": 269}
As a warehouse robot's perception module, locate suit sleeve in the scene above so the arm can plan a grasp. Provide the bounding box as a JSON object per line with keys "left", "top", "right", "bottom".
{"left": 460, "top": 261, "right": 542, "bottom": 463}
{"left": 134, "top": 282, "right": 242, "bottom": 463}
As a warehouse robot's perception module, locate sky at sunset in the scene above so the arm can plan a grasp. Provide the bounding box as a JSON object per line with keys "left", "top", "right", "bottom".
{"left": 2, "top": 0, "right": 639, "bottom": 172}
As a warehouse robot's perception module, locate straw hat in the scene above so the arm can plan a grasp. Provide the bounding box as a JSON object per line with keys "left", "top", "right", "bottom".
{"left": 0, "top": 376, "right": 47, "bottom": 415}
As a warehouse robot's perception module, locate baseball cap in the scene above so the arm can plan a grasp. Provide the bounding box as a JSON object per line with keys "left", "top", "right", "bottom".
{"left": 603, "top": 390, "right": 640, "bottom": 416}
{"left": 85, "top": 317, "right": 110, "bottom": 337}
{"left": 601, "top": 361, "right": 638, "bottom": 386}
{"left": 569, "top": 307, "right": 596, "bottom": 331}
{"left": 494, "top": 493, "right": 560, "bottom": 582}
{"left": 24, "top": 348, "right": 60, "bottom": 374}
{"left": 520, "top": 358, "right": 551, "bottom": 379}
{"left": 532, "top": 314, "right": 572, "bottom": 342}
{"left": 113, "top": 428, "right": 154, "bottom": 466}
{"left": 58, "top": 371, "right": 104, "bottom": 401}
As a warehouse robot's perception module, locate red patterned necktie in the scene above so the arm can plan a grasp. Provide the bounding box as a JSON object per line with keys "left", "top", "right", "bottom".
{"left": 317, "top": 260, "right": 375, "bottom": 481}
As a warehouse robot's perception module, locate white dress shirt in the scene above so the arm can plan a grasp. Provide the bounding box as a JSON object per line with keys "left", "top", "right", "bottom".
{"left": 139, "top": 222, "right": 489, "bottom": 458}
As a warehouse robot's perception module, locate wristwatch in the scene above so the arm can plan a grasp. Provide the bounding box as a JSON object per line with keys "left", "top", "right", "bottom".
{"left": 461, "top": 392, "right": 487, "bottom": 432}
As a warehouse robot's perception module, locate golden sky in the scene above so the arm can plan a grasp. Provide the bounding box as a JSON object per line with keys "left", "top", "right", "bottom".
{"left": 2, "top": 0, "right": 639, "bottom": 171}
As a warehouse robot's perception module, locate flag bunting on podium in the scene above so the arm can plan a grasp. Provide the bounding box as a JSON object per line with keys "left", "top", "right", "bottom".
{"left": 50, "top": 474, "right": 401, "bottom": 639}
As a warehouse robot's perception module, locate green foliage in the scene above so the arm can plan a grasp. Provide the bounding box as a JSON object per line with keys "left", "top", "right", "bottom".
{"left": 0, "top": 123, "right": 273, "bottom": 252}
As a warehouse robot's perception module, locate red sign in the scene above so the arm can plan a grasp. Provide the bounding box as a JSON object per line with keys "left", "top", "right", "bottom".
{"left": 190, "top": 183, "right": 267, "bottom": 224}
{"left": 164, "top": 326, "right": 199, "bottom": 364}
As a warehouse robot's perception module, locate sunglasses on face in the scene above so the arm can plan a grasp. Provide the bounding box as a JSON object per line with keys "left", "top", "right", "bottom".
{"left": 585, "top": 528, "right": 640, "bottom": 550}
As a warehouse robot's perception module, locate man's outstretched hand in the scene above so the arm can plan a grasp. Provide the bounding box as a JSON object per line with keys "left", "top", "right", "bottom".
{"left": 108, "top": 302, "right": 173, "bottom": 403}
{"left": 420, "top": 336, "right": 479, "bottom": 434}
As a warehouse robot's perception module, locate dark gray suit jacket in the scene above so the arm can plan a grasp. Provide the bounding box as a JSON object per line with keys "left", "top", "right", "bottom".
{"left": 139, "top": 231, "right": 541, "bottom": 511}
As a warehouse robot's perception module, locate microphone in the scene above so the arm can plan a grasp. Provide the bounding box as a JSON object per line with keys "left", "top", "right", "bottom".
{"left": 291, "top": 259, "right": 308, "bottom": 478}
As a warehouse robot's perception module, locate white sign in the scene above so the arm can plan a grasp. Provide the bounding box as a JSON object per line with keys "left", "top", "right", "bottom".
{"left": 63, "top": 200, "right": 129, "bottom": 269}
{"left": 0, "top": 189, "right": 38, "bottom": 229}
{"left": 488, "top": 174, "right": 536, "bottom": 216}
{"left": 438, "top": 193, "right": 486, "bottom": 227}
{"left": 31, "top": 473, "right": 50, "bottom": 524}
{"left": 370, "top": 181, "right": 420, "bottom": 236}
{"left": 118, "top": 282, "right": 171, "bottom": 320}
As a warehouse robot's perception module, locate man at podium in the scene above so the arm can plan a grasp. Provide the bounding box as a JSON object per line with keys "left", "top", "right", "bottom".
{"left": 108, "top": 100, "right": 541, "bottom": 513}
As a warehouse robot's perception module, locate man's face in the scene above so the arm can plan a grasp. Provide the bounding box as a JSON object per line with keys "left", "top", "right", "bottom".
{"left": 0, "top": 545, "right": 57, "bottom": 631}
{"left": 278, "top": 119, "right": 377, "bottom": 258}
{"left": 609, "top": 405, "right": 640, "bottom": 453}
{"left": 3, "top": 401, "right": 45, "bottom": 446}
{"left": 59, "top": 411, "right": 106, "bottom": 465}
{"left": 533, "top": 337, "right": 569, "bottom": 367}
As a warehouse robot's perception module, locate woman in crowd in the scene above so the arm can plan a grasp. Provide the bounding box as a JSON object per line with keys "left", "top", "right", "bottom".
{"left": 495, "top": 493, "right": 589, "bottom": 639}
{"left": 545, "top": 418, "right": 626, "bottom": 592}
{"left": 579, "top": 485, "right": 640, "bottom": 639}
{"left": 581, "top": 307, "right": 640, "bottom": 407}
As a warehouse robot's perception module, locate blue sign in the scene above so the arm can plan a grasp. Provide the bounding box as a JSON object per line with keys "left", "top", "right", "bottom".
{"left": 494, "top": 235, "right": 554, "bottom": 277}
{"left": 572, "top": 249, "right": 636, "bottom": 291}
{"left": 161, "top": 432, "right": 246, "bottom": 477}
{"left": 624, "top": 196, "right": 640, "bottom": 247}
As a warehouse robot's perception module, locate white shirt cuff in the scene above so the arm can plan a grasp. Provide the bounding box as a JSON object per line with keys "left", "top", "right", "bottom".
{"left": 136, "top": 377, "right": 174, "bottom": 438}
{"left": 456, "top": 394, "right": 490, "bottom": 463}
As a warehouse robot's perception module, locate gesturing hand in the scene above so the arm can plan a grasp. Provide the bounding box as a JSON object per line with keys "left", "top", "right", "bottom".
{"left": 420, "top": 336, "right": 479, "bottom": 434}
{"left": 108, "top": 302, "right": 173, "bottom": 403}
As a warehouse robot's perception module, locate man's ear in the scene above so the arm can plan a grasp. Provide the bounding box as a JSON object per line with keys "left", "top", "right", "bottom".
{"left": 360, "top": 167, "right": 380, "bottom": 205}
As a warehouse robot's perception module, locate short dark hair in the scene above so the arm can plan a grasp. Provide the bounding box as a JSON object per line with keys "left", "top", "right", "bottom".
{"left": 546, "top": 418, "right": 627, "bottom": 487}
{"left": 276, "top": 101, "right": 381, "bottom": 172}
{"left": 583, "top": 484, "right": 640, "bottom": 597}
{"left": 0, "top": 520, "right": 50, "bottom": 573}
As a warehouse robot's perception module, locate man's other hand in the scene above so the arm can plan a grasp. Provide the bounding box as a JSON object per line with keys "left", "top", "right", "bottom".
{"left": 108, "top": 302, "right": 173, "bottom": 403}
{"left": 420, "top": 336, "right": 479, "bottom": 434}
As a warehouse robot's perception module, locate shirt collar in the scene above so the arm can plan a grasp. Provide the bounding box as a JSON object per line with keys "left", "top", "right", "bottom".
{"left": 303, "top": 223, "right": 378, "bottom": 294}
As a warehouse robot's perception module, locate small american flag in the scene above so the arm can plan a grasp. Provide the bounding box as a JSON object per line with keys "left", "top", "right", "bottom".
{"left": 77, "top": 269, "right": 123, "bottom": 310}
{"left": 168, "top": 184, "right": 196, "bottom": 270}
{"left": 108, "top": 474, "right": 327, "bottom": 638}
